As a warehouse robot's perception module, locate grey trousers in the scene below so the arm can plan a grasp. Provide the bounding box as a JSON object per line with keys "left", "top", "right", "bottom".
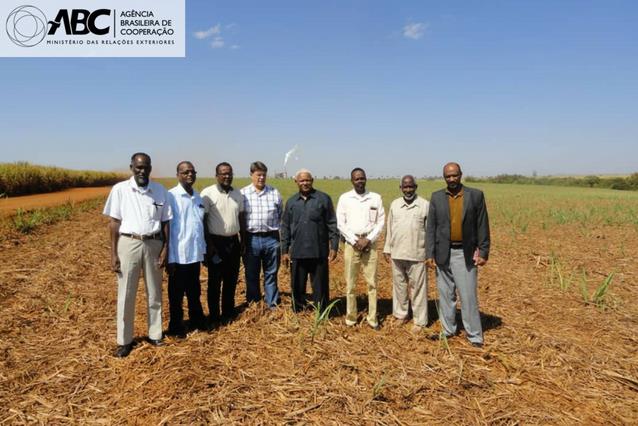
{"left": 436, "top": 248, "right": 483, "bottom": 343}
{"left": 391, "top": 259, "right": 428, "bottom": 327}
{"left": 116, "top": 237, "right": 163, "bottom": 345}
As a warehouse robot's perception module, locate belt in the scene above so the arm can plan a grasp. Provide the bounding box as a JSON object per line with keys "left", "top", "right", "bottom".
{"left": 450, "top": 241, "right": 463, "bottom": 249}
{"left": 120, "top": 232, "right": 162, "bottom": 241}
{"left": 249, "top": 231, "right": 279, "bottom": 238}
{"left": 210, "top": 234, "right": 238, "bottom": 240}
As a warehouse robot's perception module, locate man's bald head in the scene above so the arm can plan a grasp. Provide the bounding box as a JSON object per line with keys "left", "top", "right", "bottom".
{"left": 131, "top": 152, "right": 151, "bottom": 165}
{"left": 443, "top": 162, "right": 461, "bottom": 175}
{"left": 400, "top": 175, "right": 416, "bottom": 187}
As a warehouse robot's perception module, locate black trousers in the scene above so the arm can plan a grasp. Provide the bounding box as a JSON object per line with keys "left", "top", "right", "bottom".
{"left": 290, "top": 257, "right": 329, "bottom": 312}
{"left": 168, "top": 262, "right": 206, "bottom": 333}
{"left": 207, "top": 234, "right": 241, "bottom": 320}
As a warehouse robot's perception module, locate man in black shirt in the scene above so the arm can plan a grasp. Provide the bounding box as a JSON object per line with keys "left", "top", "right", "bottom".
{"left": 281, "top": 169, "right": 339, "bottom": 312}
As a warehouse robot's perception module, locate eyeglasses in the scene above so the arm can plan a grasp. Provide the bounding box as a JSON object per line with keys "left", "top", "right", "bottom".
{"left": 180, "top": 170, "right": 197, "bottom": 175}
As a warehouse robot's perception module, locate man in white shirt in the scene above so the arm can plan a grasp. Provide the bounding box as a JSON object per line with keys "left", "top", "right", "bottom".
{"left": 336, "top": 168, "right": 385, "bottom": 330}
{"left": 240, "top": 161, "right": 283, "bottom": 308}
{"left": 166, "top": 161, "right": 206, "bottom": 338}
{"left": 201, "top": 162, "right": 245, "bottom": 324}
{"left": 103, "top": 153, "right": 172, "bottom": 358}
{"left": 383, "top": 175, "right": 429, "bottom": 331}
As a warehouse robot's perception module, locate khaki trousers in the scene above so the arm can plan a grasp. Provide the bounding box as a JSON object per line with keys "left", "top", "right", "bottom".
{"left": 343, "top": 243, "right": 378, "bottom": 327}
{"left": 116, "top": 237, "right": 163, "bottom": 345}
{"left": 391, "top": 259, "right": 428, "bottom": 327}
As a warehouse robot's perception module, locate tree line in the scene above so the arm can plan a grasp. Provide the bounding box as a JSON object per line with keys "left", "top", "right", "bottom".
{"left": 465, "top": 173, "right": 638, "bottom": 191}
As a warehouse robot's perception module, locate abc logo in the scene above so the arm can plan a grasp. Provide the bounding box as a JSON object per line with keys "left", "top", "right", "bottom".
{"left": 6, "top": 5, "right": 47, "bottom": 47}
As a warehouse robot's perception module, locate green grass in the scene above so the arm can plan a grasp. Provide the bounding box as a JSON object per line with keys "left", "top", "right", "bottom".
{"left": 591, "top": 272, "right": 615, "bottom": 310}
{"left": 7, "top": 198, "right": 105, "bottom": 235}
{"left": 0, "top": 162, "right": 125, "bottom": 196}
{"left": 156, "top": 177, "right": 638, "bottom": 231}
{"left": 309, "top": 299, "right": 340, "bottom": 343}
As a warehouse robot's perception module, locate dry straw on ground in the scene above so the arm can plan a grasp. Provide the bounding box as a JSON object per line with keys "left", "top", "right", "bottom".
{"left": 0, "top": 205, "right": 637, "bottom": 424}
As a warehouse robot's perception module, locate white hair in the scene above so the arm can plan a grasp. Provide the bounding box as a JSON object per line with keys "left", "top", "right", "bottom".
{"left": 294, "top": 168, "right": 313, "bottom": 180}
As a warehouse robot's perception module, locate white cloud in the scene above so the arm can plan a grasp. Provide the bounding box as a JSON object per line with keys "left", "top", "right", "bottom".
{"left": 403, "top": 22, "right": 427, "bottom": 40}
{"left": 194, "top": 23, "right": 239, "bottom": 49}
{"left": 211, "top": 36, "right": 225, "bottom": 49}
{"left": 193, "top": 24, "right": 221, "bottom": 40}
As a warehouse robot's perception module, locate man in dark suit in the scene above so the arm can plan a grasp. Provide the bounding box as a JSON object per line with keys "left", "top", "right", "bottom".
{"left": 425, "top": 162, "right": 490, "bottom": 347}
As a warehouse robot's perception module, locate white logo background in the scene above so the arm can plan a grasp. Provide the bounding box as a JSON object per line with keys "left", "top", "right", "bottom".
{"left": 1, "top": 0, "right": 184, "bottom": 57}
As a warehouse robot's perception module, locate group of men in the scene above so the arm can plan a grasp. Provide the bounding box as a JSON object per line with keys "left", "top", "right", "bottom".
{"left": 103, "top": 153, "right": 490, "bottom": 358}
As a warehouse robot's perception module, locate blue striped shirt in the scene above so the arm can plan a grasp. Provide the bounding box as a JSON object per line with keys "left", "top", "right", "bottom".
{"left": 240, "top": 184, "right": 283, "bottom": 232}
{"left": 168, "top": 184, "right": 206, "bottom": 264}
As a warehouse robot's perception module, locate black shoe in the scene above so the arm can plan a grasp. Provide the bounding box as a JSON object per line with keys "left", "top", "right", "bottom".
{"left": 428, "top": 332, "right": 454, "bottom": 341}
{"left": 114, "top": 343, "right": 133, "bottom": 358}
{"left": 148, "top": 338, "right": 164, "bottom": 346}
{"left": 471, "top": 342, "right": 484, "bottom": 348}
{"left": 166, "top": 328, "right": 187, "bottom": 339}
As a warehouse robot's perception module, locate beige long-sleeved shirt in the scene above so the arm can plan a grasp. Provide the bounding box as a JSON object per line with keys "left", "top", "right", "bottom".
{"left": 383, "top": 195, "right": 429, "bottom": 261}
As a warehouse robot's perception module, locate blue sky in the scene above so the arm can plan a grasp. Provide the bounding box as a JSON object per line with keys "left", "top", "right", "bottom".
{"left": 2, "top": 0, "right": 637, "bottom": 177}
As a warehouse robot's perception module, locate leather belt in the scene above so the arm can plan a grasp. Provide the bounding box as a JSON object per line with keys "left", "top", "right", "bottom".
{"left": 249, "top": 231, "right": 279, "bottom": 238}
{"left": 211, "top": 234, "right": 238, "bottom": 240}
{"left": 450, "top": 242, "right": 463, "bottom": 249}
{"left": 120, "top": 232, "right": 162, "bottom": 241}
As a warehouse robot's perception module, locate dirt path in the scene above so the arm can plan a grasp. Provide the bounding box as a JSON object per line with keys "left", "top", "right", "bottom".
{"left": 0, "top": 187, "right": 112, "bottom": 216}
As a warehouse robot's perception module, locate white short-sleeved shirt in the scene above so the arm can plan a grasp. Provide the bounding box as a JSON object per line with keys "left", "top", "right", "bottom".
{"left": 336, "top": 189, "right": 385, "bottom": 245}
{"left": 103, "top": 177, "right": 172, "bottom": 236}
{"left": 201, "top": 184, "right": 244, "bottom": 236}
{"left": 168, "top": 184, "right": 206, "bottom": 264}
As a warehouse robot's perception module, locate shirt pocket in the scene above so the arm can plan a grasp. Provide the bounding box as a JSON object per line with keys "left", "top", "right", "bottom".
{"left": 368, "top": 207, "right": 378, "bottom": 223}
{"left": 308, "top": 207, "right": 323, "bottom": 222}
{"left": 266, "top": 203, "right": 278, "bottom": 217}
{"left": 413, "top": 210, "right": 427, "bottom": 229}
{"left": 196, "top": 204, "right": 205, "bottom": 221}
{"left": 146, "top": 197, "right": 164, "bottom": 222}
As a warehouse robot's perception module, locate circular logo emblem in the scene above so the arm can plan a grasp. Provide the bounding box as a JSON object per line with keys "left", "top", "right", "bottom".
{"left": 6, "top": 5, "right": 48, "bottom": 47}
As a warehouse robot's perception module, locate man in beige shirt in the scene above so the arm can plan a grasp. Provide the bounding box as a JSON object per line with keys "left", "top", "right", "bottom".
{"left": 383, "top": 175, "right": 429, "bottom": 330}
{"left": 201, "top": 162, "right": 245, "bottom": 324}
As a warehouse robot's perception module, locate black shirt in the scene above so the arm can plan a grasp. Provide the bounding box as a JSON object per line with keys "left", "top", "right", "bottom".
{"left": 280, "top": 189, "right": 339, "bottom": 259}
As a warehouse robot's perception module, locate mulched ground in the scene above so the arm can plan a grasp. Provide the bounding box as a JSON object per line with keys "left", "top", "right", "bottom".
{"left": 0, "top": 204, "right": 637, "bottom": 424}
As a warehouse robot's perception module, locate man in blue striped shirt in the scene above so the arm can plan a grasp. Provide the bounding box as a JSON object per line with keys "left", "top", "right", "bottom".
{"left": 240, "top": 161, "right": 283, "bottom": 308}
{"left": 166, "top": 161, "right": 207, "bottom": 338}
